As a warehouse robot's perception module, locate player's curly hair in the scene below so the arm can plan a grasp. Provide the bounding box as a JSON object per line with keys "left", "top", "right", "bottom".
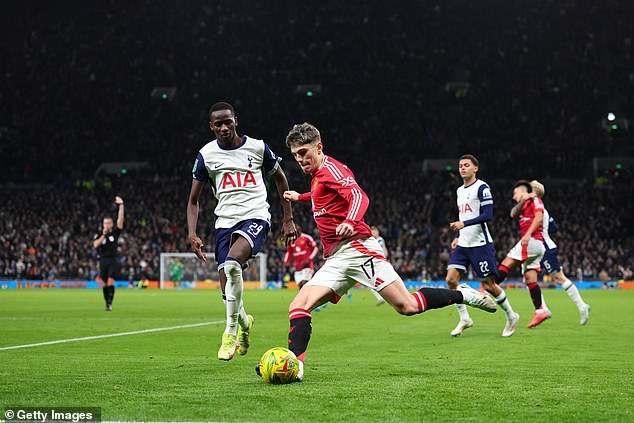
{"left": 285, "top": 122, "right": 321, "bottom": 148}
{"left": 209, "top": 102, "right": 235, "bottom": 120}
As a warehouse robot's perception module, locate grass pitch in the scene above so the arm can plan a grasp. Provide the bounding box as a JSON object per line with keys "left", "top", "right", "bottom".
{"left": 0, "top": 288, "right": 632, "bottom": 422}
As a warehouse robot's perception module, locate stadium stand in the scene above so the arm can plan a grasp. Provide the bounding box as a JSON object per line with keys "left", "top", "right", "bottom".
{"left": 1, "top": 0, "right": 632, "bottom": 281}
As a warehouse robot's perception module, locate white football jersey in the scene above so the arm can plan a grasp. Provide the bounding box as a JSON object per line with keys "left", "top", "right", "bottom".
{"left": 541, "top": 208, "right": 557, "bottom": 249}
{"left": 456, "top": 179, "right": 494, "bottom": 247}
{"left": 192, "top": 135, "right": 280, "bottom": 229}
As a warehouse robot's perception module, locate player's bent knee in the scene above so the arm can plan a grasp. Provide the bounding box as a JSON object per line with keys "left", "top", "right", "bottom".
{"left": 391, "top": 299, "right": 418, "bottom": 316}
{"left": 224, "top": 260, "right": 242, "bottom": 279}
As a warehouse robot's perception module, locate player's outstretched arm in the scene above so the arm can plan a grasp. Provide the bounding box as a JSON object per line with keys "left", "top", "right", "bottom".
{"left": 115, "top": 196, "right": 124, "bottom": 229}
{"left": 187, "top": 179, "right": 207, "bottom": 263}
{"left": 283, "top": 191, "right": 300, "bottom": 201}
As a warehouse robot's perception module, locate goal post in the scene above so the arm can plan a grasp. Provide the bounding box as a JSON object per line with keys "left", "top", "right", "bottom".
{"left": 159, "top": 252, "right": 267, "bottom": 289}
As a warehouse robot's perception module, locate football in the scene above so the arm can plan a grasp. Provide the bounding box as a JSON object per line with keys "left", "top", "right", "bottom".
{"left": 258, "top": 347, "right": 299, "bottom": 384}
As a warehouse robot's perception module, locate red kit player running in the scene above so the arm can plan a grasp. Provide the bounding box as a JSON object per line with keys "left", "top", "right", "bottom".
{"left": 258, "top": 122, "right": 497, "bottom": 382}
{"left": 284, "top": 224, "right": 319, "bottom": 288}
{"left": 496, "top": 180, "right": 549, "bottom": 328}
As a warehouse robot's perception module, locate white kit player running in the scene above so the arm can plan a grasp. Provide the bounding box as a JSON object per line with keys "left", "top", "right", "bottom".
{"left": 529, "top": 180, "right": 591, "bottom": 325}
{"left": 187, "top": 102, "right": 296, "bottom": 361}
{"left": 446, "top": 155, "right": 520, "bottom": 337}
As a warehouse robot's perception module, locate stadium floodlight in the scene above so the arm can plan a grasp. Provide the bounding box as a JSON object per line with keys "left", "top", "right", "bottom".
{"left": 151, "top": 87, "right": 177, "bottom": 102}
{"left": 601, "top": 115, "right": 629, "bottom": 133}
{"left": 295, "top": 84, "right": 322, "bottom": 96}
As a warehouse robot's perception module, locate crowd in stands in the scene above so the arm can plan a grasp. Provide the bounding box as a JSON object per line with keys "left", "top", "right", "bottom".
{"left": 1, "top": 167, "right": 632, "bottom": 283}
{"left": 1, "top": 0, "right": 633, "bottom": 282}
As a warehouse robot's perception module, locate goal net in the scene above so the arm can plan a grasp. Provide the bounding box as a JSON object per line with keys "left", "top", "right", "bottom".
{"left": 159, "top": 252, "right": 267, "bottom": 289}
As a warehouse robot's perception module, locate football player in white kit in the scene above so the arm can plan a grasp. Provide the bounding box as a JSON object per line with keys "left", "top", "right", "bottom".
{"left": 446, "top": 155, "right": 520, "bottom": 337}
{"left": 187, "top": 102, "right": 296, "bottom": 361}
{"left": 529, "top": 180, "right": 590, "bottom": 325}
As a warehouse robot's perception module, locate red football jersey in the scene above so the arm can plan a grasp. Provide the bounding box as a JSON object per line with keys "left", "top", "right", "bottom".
{"left": 284, "top": 234, "right": 319, "bottom": 270}
{"left": 519, "top": 197, "right": 545, "bottom": 240}
{"left": 297, "top": 156, "right": 372, "bottom": 257}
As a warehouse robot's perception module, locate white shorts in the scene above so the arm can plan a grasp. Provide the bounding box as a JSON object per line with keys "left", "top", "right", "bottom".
{"left": 305, "top": 237, "right": 399, "bottom": 296}
{"left": 507, "top": 238, "right": 546, "bottom": 274}
{"left": 294, "top": 268, "right": 314, "bottom": 284}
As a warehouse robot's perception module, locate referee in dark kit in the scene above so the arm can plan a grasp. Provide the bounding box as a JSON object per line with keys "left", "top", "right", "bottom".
{"left": 93, "top": 196, "right": 124, "bottom": 310}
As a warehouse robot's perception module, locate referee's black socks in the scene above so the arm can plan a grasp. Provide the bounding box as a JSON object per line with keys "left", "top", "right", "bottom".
{"left": 103, "top": 285, "right": 115, "bottom": 305}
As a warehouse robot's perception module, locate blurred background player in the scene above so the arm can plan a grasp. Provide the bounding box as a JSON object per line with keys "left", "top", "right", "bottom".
{"left": 277, "top": 123, "right": 496, "bottom": 382}
{"left": 284, "top": 224, "right": 319, "bottom": 289}
{"left": 187, "top": 102, "right": 296, "bottom": 361}
{"left": 92, "top": 196, "right": 124, "bottom": 311}
{"left": 446, "top": 155, "right": 519, "bottom": 337}
{"left": 496, "top": 180, "right": 548, "bottom": 328}
{"left": 370, "top": 225, "right": 388, "bottom": 306}
{"left": 530, "top": 180, "right": 591, "bottom": 325}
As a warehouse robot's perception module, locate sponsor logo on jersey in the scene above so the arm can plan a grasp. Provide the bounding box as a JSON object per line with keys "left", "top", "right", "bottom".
{"left": 192, "top": 159, "right": 199, "bottom": 172}
{"left": 221, "top": 171, "right": 257, "bottom": 189}
{"left": 458, "top": 203, "right": 474, "bottom": 213}
{"left": 313, "top": 208, "right": 327, "bottom": 217}
{"left": 338, "top": 176, "right": 356, "bottom": 187}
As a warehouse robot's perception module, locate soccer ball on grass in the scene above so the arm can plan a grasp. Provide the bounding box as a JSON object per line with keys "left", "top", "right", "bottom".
{"left": 258, "top": 347, "right": 299, "bottom": 384}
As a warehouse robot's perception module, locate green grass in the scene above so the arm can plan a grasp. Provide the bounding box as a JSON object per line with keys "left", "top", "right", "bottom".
{"left": 0, "top": 288, "right": 632, "bottom": 422}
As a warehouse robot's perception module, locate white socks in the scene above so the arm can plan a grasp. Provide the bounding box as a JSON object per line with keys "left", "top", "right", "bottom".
{"left": 562, "top": 280, "right": 586, "bottom": 310}
{"left": 494, "top": 292, "right": 515, "bottom": 318}
{"left": 223, "top": 260, "right": 247, "bottom": 336}
{"left": 455, "top": 303, "right": 472, "bottom": 322}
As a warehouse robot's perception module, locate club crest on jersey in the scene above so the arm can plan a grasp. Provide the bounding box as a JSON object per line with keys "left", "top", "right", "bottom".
{"left": 458, "top": 203, "right": 473, "bottom": 213}
{"left": 312, "top": 179, "right": 319, "bottom": 190}
{"left": 221, "top": 171, "right": 257, "bottom": 189}
{"left": 247, "top": 156, "right": 253, "bottom": 168}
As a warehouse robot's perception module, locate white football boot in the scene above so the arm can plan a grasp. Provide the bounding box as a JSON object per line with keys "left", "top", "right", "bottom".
{"left": 450, "top": 319, "right": 474, "bottom": 337}
{"left": 458, "top": 283, "right": 497, "bottom": 313}
{"left": 502, "top": 312, "right": 520, "bottom": 337}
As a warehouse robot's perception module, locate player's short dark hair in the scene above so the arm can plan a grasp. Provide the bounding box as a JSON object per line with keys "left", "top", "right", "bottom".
{"left": 459, "top": 154, "right": 479, "bottom": 167}
{"left": 103, "top": 216, "right": 114, "bottom": 222}
{"left": 513, "top": 180, "right": 532, "bottom": 192}
{"left": 285, "top": 122, "right": 321, "bottom": 148}
{"left": 209, "top": 102, "right": 235, "bottom": 120}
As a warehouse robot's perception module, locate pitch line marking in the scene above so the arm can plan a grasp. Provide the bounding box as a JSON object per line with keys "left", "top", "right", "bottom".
{"left": 0, "top": 320, "right": 225, "bottom": 351}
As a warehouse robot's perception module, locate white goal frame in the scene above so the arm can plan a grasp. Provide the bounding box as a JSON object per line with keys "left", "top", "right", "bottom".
{"left": 159, "top": 252, "right": 267, "bottom": 289}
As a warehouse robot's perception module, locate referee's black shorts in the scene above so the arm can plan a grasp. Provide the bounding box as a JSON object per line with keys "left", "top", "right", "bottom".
{"left": 99, "top": 258, "right": 119, "bottom": 281}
